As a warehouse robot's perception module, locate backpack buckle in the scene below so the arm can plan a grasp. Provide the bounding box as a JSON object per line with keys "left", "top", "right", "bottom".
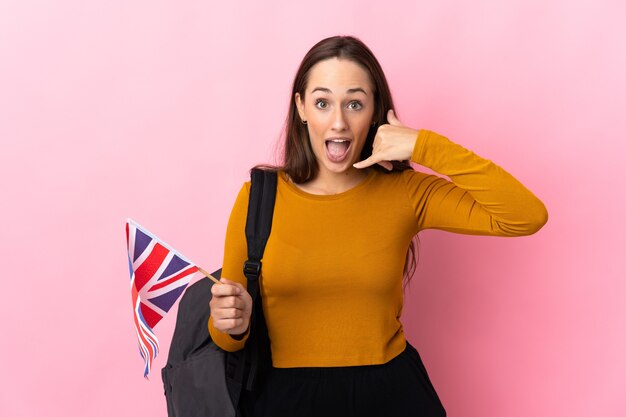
{"left": 243, "top": 260, "right": 261, "bottom": 280}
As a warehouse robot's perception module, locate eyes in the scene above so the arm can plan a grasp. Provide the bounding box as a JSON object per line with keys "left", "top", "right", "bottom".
{"left": 314, "top": 98, "right": 363, "bottom": 111}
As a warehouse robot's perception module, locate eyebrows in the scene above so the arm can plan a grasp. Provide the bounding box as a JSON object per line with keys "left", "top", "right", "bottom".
{"left": 310, "top": 87, "right": 368, "bottom": 95}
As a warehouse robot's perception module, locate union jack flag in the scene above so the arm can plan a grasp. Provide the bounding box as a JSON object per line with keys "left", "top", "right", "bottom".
{"left": 126, "top": 218, "right": 201, "bottom": 378}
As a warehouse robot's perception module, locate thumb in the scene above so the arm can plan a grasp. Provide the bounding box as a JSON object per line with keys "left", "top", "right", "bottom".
{"left": 220, "top": 278, "right": 243, "bottom": 293}
{"left": 387, "top": 109, "right": 403, "bottom": 126}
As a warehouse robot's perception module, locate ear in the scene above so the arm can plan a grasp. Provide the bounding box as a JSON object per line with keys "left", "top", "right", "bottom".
{"left": 295, "top": 92, "right": 305, "bottom": 121}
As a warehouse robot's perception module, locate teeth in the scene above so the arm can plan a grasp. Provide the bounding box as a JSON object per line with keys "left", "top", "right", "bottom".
{"left": 328, "top": 139, "right": 349, "bottom": 143}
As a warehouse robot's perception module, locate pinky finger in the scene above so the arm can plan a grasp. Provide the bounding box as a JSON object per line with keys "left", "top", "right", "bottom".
{"left": 221, "top": 318, "right": 243, "bottom": 330}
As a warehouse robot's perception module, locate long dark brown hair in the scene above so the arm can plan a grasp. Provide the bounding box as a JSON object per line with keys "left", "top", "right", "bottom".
{"left": 266, "top": 35, "right": 420, "bottom": 288}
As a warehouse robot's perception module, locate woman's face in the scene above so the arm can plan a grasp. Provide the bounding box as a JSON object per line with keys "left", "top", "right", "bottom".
{"left": 295, "top": 57, "right": 376, "bottom": 178}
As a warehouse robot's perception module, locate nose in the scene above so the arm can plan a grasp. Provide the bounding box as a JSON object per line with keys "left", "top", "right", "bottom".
{"left": 331, "top": 107, "right": 347, "bottom": 131}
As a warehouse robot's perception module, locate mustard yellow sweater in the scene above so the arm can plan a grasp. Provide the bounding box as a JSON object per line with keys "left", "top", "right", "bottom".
{"left": 209, "top": 129, "right": 548, "bottom": 368}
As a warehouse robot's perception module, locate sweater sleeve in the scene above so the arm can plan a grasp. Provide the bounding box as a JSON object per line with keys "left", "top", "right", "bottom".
{"left": 404, "top": 129, "right": 548, "bottom": 236}
{"left": 208, "top": 182, "right": 251, "bottom": 352}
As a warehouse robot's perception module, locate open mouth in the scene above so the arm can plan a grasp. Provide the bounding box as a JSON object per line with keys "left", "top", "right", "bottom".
{"left": 325, "top": 138, "right": 352, "bottom": 162}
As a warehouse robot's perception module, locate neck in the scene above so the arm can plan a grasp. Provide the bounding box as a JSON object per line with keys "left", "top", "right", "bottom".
{"left": 296, "top": 167, "right": 370, "bottom": 195}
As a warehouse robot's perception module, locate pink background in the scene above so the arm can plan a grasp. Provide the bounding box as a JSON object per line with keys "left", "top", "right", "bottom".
{"left": 1, "top": 0, "right": 624, "bottom": 416}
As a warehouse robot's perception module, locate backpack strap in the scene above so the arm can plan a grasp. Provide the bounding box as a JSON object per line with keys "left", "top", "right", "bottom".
{"left": 243, "top": 168, "right": 277, "bottom": 299}
{"left": 232, "top": 168, "right": 277, "bottom": 399}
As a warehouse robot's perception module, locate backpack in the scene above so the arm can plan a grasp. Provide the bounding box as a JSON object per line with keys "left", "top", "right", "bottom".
{"left": 161, "top": 168, "right": 277, "bottom": 417}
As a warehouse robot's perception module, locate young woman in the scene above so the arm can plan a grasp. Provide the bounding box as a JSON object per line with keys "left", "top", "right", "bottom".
{"left": 208, "top": 35, "right": 548, "bottom": 417}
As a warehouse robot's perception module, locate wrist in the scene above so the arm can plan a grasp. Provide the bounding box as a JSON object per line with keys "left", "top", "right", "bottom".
{"left": 405, "top": 129, "right": 420, "bottom": 159}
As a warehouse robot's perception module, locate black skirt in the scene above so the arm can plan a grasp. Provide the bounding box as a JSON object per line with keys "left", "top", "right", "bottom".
{"left": 242, "top": 341, "right": 446, "bottom": 417}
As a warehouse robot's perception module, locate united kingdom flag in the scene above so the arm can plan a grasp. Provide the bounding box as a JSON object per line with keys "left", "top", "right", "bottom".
{"left": 126, "top": 218, "right": 202, "bottom": 378}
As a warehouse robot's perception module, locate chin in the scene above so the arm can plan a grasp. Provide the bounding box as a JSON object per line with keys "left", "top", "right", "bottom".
{"left": 320, "top": 158, "right": 358, "bottom": 175}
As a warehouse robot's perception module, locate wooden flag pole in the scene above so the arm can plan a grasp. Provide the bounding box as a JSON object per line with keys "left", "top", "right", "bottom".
{"left": 197, "top": 266, "right": 221, "bottom": 285}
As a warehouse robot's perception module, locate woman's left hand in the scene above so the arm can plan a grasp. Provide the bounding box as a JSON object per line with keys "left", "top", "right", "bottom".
{"left": 353, "top": 109, "right": 419, "bottom": 171}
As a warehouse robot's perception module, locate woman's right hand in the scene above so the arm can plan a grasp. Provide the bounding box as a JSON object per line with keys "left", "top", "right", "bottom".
{"left": 209, "top": 278, "right": 252, "bottom": 338}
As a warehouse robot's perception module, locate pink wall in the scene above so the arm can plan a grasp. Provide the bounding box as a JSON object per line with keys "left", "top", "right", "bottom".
{"left": 1, "top": 0, "right": 624, "bottom": 416}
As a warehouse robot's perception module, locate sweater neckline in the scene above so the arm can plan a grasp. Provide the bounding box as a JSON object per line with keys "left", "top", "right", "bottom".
{"left": 278, "top": 169, "right": 376, "bottom": 200}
